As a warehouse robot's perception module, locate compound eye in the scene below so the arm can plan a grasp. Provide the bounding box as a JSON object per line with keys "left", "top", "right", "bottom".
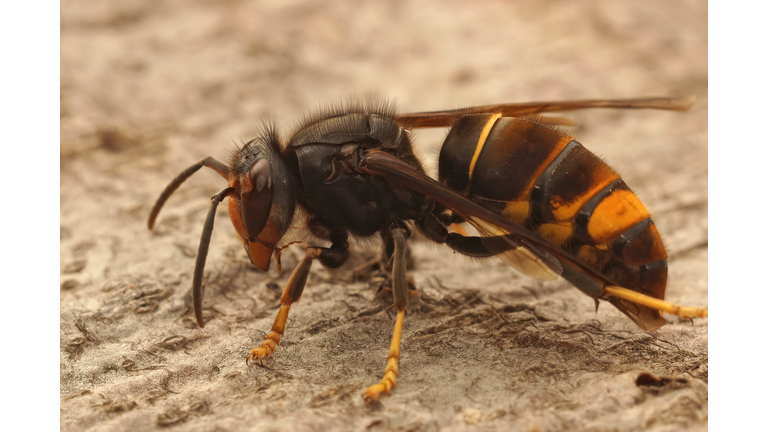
{"left": 240, "top": 159, "right": 273, "bottom": 239}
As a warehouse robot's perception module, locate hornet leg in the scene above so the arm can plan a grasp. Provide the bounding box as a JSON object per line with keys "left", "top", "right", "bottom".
{"left": 246, "top": 247, "right": 319, "bottom": 364}
{"left": 247, "top": 235, "right": 349, "bottom": 363}
{"left": 362, "top": 227, "right": 409, "bottom": 402}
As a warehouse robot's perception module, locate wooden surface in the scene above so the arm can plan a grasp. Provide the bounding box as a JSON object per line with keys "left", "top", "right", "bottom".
{"left": 60, "top": 1, "right": 708, "bottom": 431}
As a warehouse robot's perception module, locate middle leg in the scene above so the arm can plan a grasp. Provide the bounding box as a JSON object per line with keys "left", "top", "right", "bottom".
{"left": 362, "top": 227, "right": 410, "bottom": 402}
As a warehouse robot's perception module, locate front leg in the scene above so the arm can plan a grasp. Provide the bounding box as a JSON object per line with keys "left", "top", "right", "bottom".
{"left": 246, "top": 235, "right": 349, "bottom": 364}
{"left": 246, "top": 247, "right": 318, "bottom": 364}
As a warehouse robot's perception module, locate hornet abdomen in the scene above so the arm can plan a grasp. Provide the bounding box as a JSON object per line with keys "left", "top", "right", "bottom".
{"left": 438, "top": 114, "right": 667, "bottom": 326}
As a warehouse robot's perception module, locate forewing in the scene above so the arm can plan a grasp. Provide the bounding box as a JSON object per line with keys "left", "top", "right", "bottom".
{"left": 356, "top": 149, "right": 565, "bottom": 280}
{"left": 396, "top": 97, "right": 695, "bottom": 128}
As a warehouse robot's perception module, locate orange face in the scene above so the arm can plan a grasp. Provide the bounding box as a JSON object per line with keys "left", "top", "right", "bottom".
{"left": 227, "top": 191, "right": 271, "bottom": 271}
{"left": 226, "top": 156, "right": 291, "bottom": 272}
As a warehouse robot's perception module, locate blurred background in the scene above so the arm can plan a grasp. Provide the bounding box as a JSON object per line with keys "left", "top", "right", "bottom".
{"left": 60, "top": 1, "right": 707, "bottom": 431}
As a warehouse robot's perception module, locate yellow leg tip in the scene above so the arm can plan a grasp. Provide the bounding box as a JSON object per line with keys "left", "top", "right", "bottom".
{"left": 362, "top": 309, "right": 407, "bottom": 402}
{"left": 246, "top": 331, "right": 285, "bottom": 364}
{"left": 604, "top": 286, "right": 709, "bottom": 319}
{"left": 362, "top": 383, "right": 389, "bottom": 402}
{"left": 245, "top": 347, "right": 269, "bottom": 364}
